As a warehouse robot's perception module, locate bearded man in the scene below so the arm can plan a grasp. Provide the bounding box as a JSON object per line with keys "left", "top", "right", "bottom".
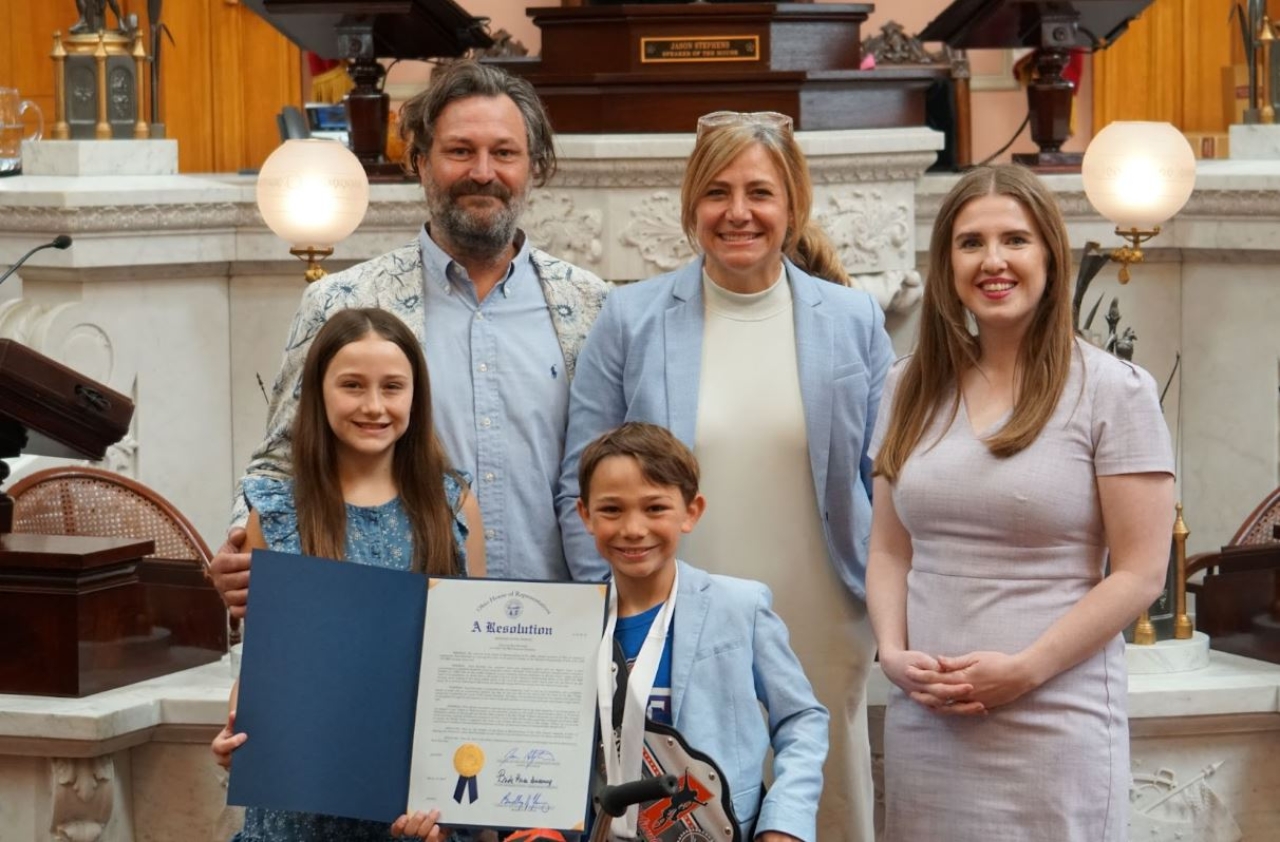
{"left": 209, "top": 61, "right": 608, "bottom": 608}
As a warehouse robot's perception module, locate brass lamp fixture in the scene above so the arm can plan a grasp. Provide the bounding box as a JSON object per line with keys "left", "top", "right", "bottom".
{"left": 256, "top": 139, "right": 370, "bottom": 282}
{"left": 1080, "top": 121, "right": 1197, "bottom": 283}
{"left": 1173, "top": 503, "right": 1193, "bottom": 639}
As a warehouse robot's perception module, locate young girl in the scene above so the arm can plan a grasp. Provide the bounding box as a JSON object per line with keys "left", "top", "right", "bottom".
{"left": 212, "top": 307, "right": 485, "bottom": 842}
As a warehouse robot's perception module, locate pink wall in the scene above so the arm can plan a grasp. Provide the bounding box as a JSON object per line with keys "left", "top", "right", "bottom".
{"left": 394, "top": 1, "right": 1092, "bottom": 163}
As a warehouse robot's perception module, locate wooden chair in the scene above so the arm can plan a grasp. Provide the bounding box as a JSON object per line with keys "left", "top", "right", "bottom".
{"left": 8, "top": 466, "right": 235, "bottom": 646}
{"left": 9, "top": 466, "right": 213, "bottom": 561}
{"left": 1221, "top": 486, "right": 1280, "bottom": 547}
{"left": 1185, "top": 486, "right": 1280, "bottom": 663}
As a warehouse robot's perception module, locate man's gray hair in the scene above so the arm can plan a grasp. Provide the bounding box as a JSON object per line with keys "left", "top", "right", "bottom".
{"left": 398, "top": 60, "right": 557, "bottom": 187}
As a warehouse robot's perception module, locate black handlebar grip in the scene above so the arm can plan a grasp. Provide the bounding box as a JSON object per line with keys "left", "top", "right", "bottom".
{"left": 597, "top": 774, "right": 679, "bottom": 818}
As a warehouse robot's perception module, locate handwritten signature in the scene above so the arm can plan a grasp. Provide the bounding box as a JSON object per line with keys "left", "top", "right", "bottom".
{"left": 501, "top": 747, "right": 557, "bottom": 768}
{"left": 496, "top": 769, "right": 555, "bottom": 787}
{"left": 499, "top": 791, "right": 553, "bottom": 813}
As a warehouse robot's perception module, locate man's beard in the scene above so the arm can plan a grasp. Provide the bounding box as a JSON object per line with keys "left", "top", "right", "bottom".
{"left": 425, "top": 177, "right": 526, "bottom": 261}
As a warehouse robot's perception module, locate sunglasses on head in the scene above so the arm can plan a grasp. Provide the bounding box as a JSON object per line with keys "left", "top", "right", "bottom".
{"left": 695, "top": 110, "right": 794, "bottom": 139}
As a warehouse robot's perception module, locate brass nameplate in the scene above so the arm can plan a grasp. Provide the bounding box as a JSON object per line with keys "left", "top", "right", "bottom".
{"left": 640, "top": 35, "right": 760, "bottom": 64}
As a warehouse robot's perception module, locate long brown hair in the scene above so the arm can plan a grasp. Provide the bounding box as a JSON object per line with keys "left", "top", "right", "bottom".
{"left": 875, "top": 165, "right": 1074, "bottom": 480}
{"left": 292, "top": 308, "right": 462, "bottom": 575}
{"left": 680, "top": 120, "right": 850, "bottom": 285}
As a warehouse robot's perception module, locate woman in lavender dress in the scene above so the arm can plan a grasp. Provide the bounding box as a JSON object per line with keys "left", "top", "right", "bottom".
{"left": 867, "top": 165, "right": 1175, "bottom": 841}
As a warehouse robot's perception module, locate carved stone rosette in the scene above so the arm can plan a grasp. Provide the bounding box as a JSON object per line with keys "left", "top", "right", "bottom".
{"left": 523, "top": 192, "right": 605, "bottom": 268}
{"left": 814, "top": 187, "right": 925, "bottom": 311}
{"left": 619, "top": 192, "right": 695, "bottom": 274}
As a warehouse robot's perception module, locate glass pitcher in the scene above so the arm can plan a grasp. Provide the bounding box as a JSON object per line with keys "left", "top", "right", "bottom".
{"left": 0, "top": 88, "right": 44, "bottom": 177}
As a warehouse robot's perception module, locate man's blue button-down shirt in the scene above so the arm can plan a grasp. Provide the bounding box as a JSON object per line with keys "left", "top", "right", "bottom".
{"left": 418, "top": 227, "right": 570, "bottom": 581}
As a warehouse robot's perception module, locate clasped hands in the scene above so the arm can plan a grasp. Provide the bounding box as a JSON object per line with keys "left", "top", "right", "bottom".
{"left": 879, "top": 648, "right": 1040, "bottom": 716}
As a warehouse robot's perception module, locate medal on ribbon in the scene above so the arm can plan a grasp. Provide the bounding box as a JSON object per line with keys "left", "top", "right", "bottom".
{"left": 452, "top": 742, "right": 484, "bottom": 804}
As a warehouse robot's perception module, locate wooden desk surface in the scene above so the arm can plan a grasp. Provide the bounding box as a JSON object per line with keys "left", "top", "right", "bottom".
{"left": 0, "top": 533, "right": 154, "bottom": 569}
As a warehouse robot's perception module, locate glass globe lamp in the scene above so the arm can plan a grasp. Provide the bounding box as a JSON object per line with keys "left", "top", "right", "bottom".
{"left": 1081, "top": 122, "right": 1196, "bottom": 282}
{"left": 256, "top": 139, "right": 370, "bottom": 282}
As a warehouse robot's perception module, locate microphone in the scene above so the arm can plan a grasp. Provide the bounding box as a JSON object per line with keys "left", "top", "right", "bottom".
{"left": 0, "top": 235, "right": 73, "bottom": 287}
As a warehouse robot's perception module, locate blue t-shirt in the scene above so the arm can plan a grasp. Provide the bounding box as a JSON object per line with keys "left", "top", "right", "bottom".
{"left": 614, "top": 603, "right": 674, "bottom": 725}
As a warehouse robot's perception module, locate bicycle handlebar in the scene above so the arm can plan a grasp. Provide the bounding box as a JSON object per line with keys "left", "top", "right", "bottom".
{"left": 597, "top": 773, "right": 678, "bottom": 818}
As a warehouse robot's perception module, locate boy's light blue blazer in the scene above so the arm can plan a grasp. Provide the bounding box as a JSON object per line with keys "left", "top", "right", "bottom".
{"left": 669, "top": 560, "right": 829, "bottom": 842}
{"left": 558, "top": 256, "right": 894, "bottom": 600}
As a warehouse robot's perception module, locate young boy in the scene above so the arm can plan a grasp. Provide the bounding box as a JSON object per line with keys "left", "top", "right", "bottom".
{"left": 576, "top": 422, "right": 828, "bottom": 842}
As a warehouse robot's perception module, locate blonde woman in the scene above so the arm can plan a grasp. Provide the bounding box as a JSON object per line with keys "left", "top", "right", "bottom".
{"left": 559, "top": 112, "right": 892, "bottom": 842}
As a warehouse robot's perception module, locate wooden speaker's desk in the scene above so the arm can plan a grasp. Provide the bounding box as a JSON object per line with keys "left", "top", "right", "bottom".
{"left": 0, "top": 533, "right": 224, "bottom": 697}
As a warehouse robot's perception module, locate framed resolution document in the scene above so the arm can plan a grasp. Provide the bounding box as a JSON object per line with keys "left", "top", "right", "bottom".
{"left": 407, "top": 578, "right": 604, "bottom": 831}
{"left": 228, "top": 551, "right": 605, "bottom": 835}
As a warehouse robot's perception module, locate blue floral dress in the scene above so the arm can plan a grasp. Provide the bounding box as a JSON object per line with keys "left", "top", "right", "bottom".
{"left": 233, "top": 474, "right": 470, "bottom": 842}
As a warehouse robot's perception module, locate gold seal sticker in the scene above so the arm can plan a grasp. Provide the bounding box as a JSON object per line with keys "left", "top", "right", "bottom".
{"left": 453, "top": 743, "right": 484, "bottom": 778}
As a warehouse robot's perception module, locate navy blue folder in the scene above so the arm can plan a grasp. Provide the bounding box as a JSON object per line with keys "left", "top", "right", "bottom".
{"left": 227, "top": 549, "right": 428, "bottom": 823}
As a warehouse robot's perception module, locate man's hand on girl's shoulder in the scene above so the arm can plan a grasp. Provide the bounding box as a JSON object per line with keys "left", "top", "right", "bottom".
{"left": 210, "top": 527, "right": 251, "bottom": 618}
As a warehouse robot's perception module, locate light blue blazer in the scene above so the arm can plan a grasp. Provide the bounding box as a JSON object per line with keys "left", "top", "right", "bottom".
{"left": 558, "top": 257, "right": 894, "bottom": 600}
{"left": 669, "top": 561, "right": 829, "bottom": 842}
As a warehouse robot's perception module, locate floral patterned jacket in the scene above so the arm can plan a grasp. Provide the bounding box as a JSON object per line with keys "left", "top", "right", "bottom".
{"left": 231, "top": 241, "right": 609, "bottom": 525}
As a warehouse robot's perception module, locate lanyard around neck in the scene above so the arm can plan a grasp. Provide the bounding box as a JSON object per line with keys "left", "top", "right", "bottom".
{"left": 595, "top": 567, "right": 679, "bottom": 840}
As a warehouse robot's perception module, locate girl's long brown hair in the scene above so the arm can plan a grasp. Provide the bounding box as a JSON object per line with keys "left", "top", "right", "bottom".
{"left": 875, "top": 165, "right": 1075, "bottom": 481}
{"left": 292, "top": 308, "right": 462, "bottom": 575}
{"left": 680, "top": 120, "right": 851, "bottom": 286}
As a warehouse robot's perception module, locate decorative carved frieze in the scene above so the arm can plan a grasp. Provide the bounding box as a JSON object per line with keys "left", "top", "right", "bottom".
{"left": 547, "top": 159, "right": 689, "bottom": 189}
{"left": 1181, "top": 189, "right": 1280, "bottom": 217}
{"left": 619, "top": 192, "right": 694, "bottom": 274}
{"left": 50, "top": 756, "right": 114, "bottom": 842}
{"left": 552, "top": 153, "right": 938, "bottom": 189}
{"left": 1129, "top": 759, "right": 1241, "bottom": 841}
{"left": 817, "top": 190, "right": 912, "bottom": 272}
{"left": 524, "top": 192, "right": 604, "bottom": 266}
{"left": 0, "top": 203, "right": 241, "bottom": 233}
{"left": 807, "top": 153, "right": 939, "bottom": 185}
{"left": 917, "top": 187, "right": 1280, "bottom": 225}
{"left": 816, "top": 190, "right": 922, "bottom": 312}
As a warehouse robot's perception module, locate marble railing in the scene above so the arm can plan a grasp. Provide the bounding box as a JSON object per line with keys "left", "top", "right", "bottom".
{"left": 0, "top": 656, "right": 240, "bottom": 842}
{"left": 0, "top": 653, "right": 1275, "bottom": 841}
